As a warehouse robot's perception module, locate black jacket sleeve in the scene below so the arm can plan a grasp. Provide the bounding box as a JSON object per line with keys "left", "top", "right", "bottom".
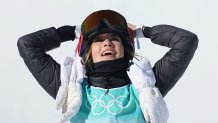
{"left": 143, "top": 25, "right": 198, "bottom": 97}
{"left": 17, "top": 27, "right": 76, "bottom": 99}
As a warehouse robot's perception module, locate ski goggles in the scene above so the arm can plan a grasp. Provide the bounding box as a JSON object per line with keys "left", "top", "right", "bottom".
{"left": 81, "top": 10, "right": 128, "bottom": 37}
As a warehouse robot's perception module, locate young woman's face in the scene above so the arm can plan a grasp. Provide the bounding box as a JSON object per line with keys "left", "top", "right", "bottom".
{"left": 91, "top": 33, "right": 124, "bottom": 63}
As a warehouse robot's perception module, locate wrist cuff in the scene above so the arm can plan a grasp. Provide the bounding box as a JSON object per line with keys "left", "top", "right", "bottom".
{"left": 135, "top": 25, "right": 144, "bottom": 38}
{"left": 75, "top": 25, "right": 81, "bottom": 39}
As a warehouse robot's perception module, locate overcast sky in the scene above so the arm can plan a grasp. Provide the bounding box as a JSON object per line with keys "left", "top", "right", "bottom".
{"left": 0, "top": 0, "right": 217, "bottom": 123}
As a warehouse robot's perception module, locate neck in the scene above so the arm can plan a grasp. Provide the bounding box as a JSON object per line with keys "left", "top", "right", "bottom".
{"left": 93, "top": 57, "right": 128, "bottom": 73}
{"left": 88, "top": 57, "right": 131, "bottom": 89}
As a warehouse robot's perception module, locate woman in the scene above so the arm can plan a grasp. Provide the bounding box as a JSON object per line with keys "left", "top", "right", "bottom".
{"left": 17, "top": 10, "right": 198, "bottom": 123}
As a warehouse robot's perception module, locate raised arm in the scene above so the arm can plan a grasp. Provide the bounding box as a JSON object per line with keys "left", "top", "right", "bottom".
{"left": 17, "top": 26, "right": 76, "bottom": 99}
{"left": 142, "top": 25, "right": 198, "bottom": 96}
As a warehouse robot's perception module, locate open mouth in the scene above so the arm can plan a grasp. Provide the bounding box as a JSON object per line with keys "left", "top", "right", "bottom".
{"left": 102, "top": 50, "right": 114, "bottom": 56}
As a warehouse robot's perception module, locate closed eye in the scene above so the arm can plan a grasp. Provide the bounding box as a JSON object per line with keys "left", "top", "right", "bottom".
{"left": 92, "top": 33, "right": 122, "bottom": 42}
{"left": 109, "top": 37, "right": 121, "bottom": 42}
{"left": 93, "top": 37, "right": 104, "bottom": 42}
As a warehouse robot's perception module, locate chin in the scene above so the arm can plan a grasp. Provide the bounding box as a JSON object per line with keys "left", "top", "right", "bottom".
{"left": 94, "top": 56, "right": 122, "bottom": 63}
{"left": 99, "top": 57, "right": 117, "bottom": 62}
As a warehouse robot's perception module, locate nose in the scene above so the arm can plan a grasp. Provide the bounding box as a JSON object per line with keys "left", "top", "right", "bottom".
{"left": 103, "top": 39, "right": 113, "bottom": 47}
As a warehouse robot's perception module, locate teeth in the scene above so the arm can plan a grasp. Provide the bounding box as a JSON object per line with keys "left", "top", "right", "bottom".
{"left": 103, "top": 51, "right": 113, "bottom": 56}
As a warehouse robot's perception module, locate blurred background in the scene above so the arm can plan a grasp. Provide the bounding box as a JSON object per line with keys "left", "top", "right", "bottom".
{"left": 0, "top": 0, "right": 217, "bottom": 122}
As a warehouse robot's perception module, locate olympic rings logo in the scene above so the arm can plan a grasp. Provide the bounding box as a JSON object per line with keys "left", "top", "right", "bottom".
{"left": 85, "top": 92, "right": 131, "bottom": 115}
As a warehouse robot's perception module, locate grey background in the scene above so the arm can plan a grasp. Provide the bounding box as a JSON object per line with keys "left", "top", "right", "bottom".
{"left": 0, "top": 0, "right": 217, "bottom": 122}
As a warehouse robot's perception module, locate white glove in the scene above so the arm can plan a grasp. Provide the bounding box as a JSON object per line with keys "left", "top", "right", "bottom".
{"left": 139, "top": 87, "right": 169, "bottom": 123}
{"left": 127, "top": 56, "right": 156, "bottom": 89}
{"left": 70, "top": 56, "right": 85, "bottom": 84}
{"left": 127, "top": 56, "right": 169, "bottom": 123}
{"left": 58, "top": 56, "right": 84, "bottom": 123}
{"left": 56, "top": 56, "right": 73, "bottom": 110}
{"left": 58, "top": 82, "right": 83, "bottom": 123}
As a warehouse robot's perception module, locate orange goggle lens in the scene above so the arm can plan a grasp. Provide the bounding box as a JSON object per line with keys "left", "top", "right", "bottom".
{"left": 82, "top": 10, "right": 127, "bottom": 35}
